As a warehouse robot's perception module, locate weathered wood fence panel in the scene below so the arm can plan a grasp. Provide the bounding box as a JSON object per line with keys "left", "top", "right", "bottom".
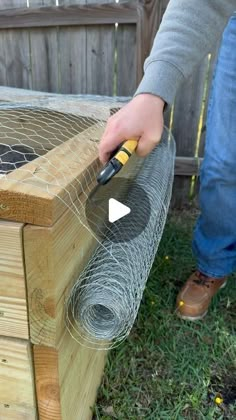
{"left": 0, "top": 0, "right": 221, "bottom": 207}
{"left": 30, "top": 0, "right": 59, "bottom": 92}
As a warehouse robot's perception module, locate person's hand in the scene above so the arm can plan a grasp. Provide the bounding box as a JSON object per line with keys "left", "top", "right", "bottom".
{"left": 99, "top": 94, "right": 165, "bottom": 164}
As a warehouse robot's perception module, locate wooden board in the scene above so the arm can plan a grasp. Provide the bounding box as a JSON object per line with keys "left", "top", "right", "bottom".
{"left": 86, "top": 24, "right": 115, "bottom": 95}
{"left": 34, "top": 333, "right": 107, "bottom": 420}
{"left": 0, "top": 123, "right": 103, "bottom": 226}
{"left": 58, "top": 0, "right": 87, "bottom": 95}
{"left": 0, "top": 336, "right": 37, "bottom": 419}
{"left": 174, "top": 156, "right": 202, "bottom": 176}
{"left": 86, "top": 0, "right": 115, "bottom": 96}
{"left": 23, "top": 191, "right": 98, "bottom": 347}
{"left": 0, "top": 1, "right": 32, "bottom": 89}
{"left": 0, "top": 221, "right": 28, "bottom": 339}
{"left": 116, "top": 24, "right": 137, "bottom": 96}
{"left": 0, "top": 2, "right": 138, "bottom": 28}
{"left": 29, "top": 0, "right": 59, "bottom": 93}
{"left": 59, "top": 25, "right": 87, "bottom": 94}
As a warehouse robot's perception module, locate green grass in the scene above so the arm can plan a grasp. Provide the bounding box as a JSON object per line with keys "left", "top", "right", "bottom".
{"left": 94, "top": 211, "right": 236, "bottom": 420}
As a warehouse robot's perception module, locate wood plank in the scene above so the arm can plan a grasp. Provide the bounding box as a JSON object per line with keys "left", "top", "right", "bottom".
{"left": 23, "top": 190, "right": 97, "bottom": 347}
{"left": 29, "top": 0, "right": 59, "bottom": 93}
{"left": 0, "top": 123, "right": 103, "bottom": 225}
{"left": 0, "top": 336, "right": 37, "bottom": 419}
{"left": 86, "top": 24, "right": 115, "bottom": 95}
{"left": 58, "top": 0, "right": 87, "bottom": 95}
{"left": 0, "top": 0, "right": 32, "bottom": 89}
{"left": 0, "top": 17, "right": 7, "bottom": 85}
{"left": 86, "top": 0, "right": 115, "bottom": 96}
{"left": 174, "top": 156, "right": 202, "bottom": 176}
{"left": 116, "top": 24, "right": 137, "bottom": 96}
{"left": 5, "top": 27, "right": 31, "bottom": 89}
{"left": 0, "top": 3, "right": 138, "bottom": 29}
{"left": 34, "top": 334, "right": 106, "bottom": 420}
{"left": 59, "top": 26, "right": 87, "bottom": 94}
{"left": 0, "top": 221, "right": 29, "bottom": 339}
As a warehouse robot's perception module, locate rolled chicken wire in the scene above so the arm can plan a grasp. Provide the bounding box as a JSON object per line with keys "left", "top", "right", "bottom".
{"left": 66, "top": 127, "right": 176, "bottom": 350}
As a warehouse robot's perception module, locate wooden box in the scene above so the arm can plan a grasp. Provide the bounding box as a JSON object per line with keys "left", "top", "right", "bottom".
{"left": 0, "top": 89, "right": 117, "bottom": 419}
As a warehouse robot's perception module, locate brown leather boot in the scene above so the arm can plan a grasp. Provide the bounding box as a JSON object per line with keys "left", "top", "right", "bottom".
{"left": 176, "top": 271, "right": 227, "bottom": 321}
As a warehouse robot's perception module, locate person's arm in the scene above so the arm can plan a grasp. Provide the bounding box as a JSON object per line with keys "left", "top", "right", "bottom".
{"left": 135, "top": 0, "right": 236, "bottom": 105}
{"left": 99, "top": 1, "right": 236, "bottom": 163}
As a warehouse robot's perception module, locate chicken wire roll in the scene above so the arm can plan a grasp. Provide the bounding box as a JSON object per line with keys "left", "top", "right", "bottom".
{"left": 66, "top": 127, "right": 176, "bottom": 350}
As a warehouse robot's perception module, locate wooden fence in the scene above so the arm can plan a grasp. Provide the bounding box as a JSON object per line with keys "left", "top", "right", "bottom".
{"left": 0, "top": 0, "right": 220, "bottom": 207}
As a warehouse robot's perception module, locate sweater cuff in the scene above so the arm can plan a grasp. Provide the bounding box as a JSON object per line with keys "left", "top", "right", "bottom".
{"left": 134, "top": 60, "right": 185, "bottom": 105}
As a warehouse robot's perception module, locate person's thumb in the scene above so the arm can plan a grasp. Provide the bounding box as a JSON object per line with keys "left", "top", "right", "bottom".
{"left": 136, "top": 130, "right": 163, "bottom": 157}
{"left": 99, "top": 126, "right": 126, "bottom": 164}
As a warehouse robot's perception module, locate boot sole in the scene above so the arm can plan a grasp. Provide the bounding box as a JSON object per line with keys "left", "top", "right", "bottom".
{"left": 176, "top": 280, "right": 227, "bottom": 321}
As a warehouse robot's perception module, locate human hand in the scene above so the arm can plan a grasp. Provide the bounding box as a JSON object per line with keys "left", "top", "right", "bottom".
{"left": 99, "top": 94, "right": 165, "bottom": 164}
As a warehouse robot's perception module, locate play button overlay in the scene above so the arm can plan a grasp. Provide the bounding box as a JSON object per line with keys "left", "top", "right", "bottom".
{"left": 85, "top": 177, "right": 151, "bottom": 243}
{"left": 108, "top": 198, "right": 130, "bottom": 223}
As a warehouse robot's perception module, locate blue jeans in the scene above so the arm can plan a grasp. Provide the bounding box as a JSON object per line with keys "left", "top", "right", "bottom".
{"left": 193, "top": 16, "right": 236, "bottom": 278}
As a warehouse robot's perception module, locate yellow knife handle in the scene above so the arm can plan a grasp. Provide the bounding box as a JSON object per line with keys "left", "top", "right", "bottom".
{"left": 114, "top": 139, "right": 138, "bottom": 166}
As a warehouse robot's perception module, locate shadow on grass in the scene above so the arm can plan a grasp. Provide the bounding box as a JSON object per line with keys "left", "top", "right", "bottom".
{"left": 95, "top": 211, "right": 236, "bottom": 420}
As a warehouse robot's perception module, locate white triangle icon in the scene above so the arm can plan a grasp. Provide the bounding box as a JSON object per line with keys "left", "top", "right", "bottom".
{"left": 108, "top": 198, "right": 131, "bottom": 223}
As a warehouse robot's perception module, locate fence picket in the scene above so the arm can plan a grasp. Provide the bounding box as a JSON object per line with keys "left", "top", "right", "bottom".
{"left": 116, "top": 24, "right": 136, "bottom": 96}
{"left": 0, "top": 0, "right": 31, "bottom": 89}
{"left": 29, "top": 0, "right": 59, "bottom": 93}
{"left": 171, "top": 58, "right": 208, "bottom": 207}
{"left": 86, "top": 0, "right": 115, "bottom": 95}
{"left": 58, "top": 0, "right": 87, "bottom": 94}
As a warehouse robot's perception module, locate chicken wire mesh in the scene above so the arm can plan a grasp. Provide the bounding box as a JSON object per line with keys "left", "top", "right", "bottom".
{"left": 0, "top": 101, "right": 175, "bottom": 350}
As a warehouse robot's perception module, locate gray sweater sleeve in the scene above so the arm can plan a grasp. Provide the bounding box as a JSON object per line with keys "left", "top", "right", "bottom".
{"left": 135, "top": 0, "right": 236, "bottom": 104}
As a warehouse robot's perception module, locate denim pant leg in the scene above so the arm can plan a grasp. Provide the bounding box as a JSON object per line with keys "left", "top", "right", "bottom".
{"left": 192, "top": 16, "right": 236, "bottom": 278}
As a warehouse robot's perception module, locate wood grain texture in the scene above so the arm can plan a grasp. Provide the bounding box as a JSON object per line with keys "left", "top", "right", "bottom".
{"left": 0, "top": 221, "right": 29, "bottom": 339}
{"left": 0, "top": 336, "right": 37, "bottom": 419}
{"left": 86, "top": 0, "right": 115, "bottom": 96}
{"left": 59, "top": 26, "right": 87, "bottom": 94}
{"left": 34, "top": 334, "right": 106, "bottom": 420}
{"left": 86, "top": 25, "right": 115, "bottom": 95}
{"left": 0, "top": 123, "right": 103, "bottom": 226}
{"left": 23, "top": 192, "right": 98, "bottom": 347}
{"left": 58, "top": 0, "right": 87, "bottom": 95}
{"left": 0, "top": 2, "right": 138, "bottom": 28}
{"left": 0, "top": 0, "right": 32, "bottom": 89}
{"left": 116, "top": 24, "right": 137, "bottom": 96}
{"left": 29, "top": 0, "right": 59, "bottom": 93}
{"left": 0, "top": 15, "right": 7, "bottom": 85}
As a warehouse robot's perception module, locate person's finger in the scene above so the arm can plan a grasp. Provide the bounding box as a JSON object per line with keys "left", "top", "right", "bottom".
{"left": 136, "top": 132, "right": 162, "bottom": 157}
{"left": 99, "top": 125, "right": 125, "bottom": 164}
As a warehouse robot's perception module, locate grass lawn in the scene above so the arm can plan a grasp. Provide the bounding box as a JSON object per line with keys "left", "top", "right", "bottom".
{"left": 94, "top": 211, "right": 236, "bottom": 419}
